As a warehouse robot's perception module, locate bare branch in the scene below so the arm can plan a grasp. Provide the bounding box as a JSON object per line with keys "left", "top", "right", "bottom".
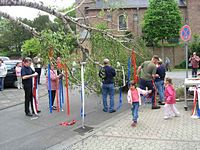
{"left": 65, "top": 0, "right": 86, "bottom": 15}
{"left": 0, "top": 10, "right": 38, "bottom": 36}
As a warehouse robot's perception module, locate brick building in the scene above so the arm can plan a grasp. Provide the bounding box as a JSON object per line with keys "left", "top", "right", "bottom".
{"left": 76, "top": 0, "right": 200, "bottom": 66}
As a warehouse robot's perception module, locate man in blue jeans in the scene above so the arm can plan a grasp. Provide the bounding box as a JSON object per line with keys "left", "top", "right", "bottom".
{"left": 155, "top": 59, "right": 166, "bottom": 105}
{"left": 99, "top": 59, "right": 116, "bottom": 113}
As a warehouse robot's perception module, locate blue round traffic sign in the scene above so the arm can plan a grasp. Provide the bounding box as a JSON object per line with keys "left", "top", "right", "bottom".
{"left": 180, "top": 25, "right": 191, "bottom": 42}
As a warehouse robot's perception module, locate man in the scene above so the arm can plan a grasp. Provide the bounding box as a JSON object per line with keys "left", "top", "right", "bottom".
{"left": 189, "top": 52, "right": 200, "bottom": 77}
{"left": 99, "top": 59, "right": 116, "bottom": 113}
{"left": 21, "top": 58, "right": 40, "bottom": 116}
{"left": 0, "top": 59, "right": 7, "bottom": 91}
{"left": 33, "top": 54, "right": 43, "bottom": 84}
{"left": 155, "top": 59, "right": 166, "bottom": 105}
{"left": 165, "top": 57, "right": 171, "bottom": 72}
{"left": 137, "top": 55, "right": 161, "bottom": 109}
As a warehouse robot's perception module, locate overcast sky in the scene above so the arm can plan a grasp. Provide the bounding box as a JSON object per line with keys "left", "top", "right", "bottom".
{"left": 0, "top": 0, "right": 75, "bottom": 20}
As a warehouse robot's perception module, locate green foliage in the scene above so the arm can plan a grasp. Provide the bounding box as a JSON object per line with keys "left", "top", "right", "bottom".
{"left": 142, "top": 0, "right": 182, "bottom": 46}
{"left": 0, "top": 18, "right": 33, "bottom": 52}
{"left": 174, "top": 60, "right": 186, "bottom": 69}
{"left": 22, "top": 38, "right": 41, "bottom": 58}
{"left": 189, "top": 34, "right": 200, "bottom": 55}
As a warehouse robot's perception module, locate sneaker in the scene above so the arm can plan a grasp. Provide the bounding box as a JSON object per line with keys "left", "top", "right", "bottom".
{"left": 52, "top": 106, "right": 57, "bottom": 110}
{"left": 37, "top": 110, "right": 41, "bottom": 113}
{"left": 152, "top": 106, "right": 161, "bottom": 109}
{"left": 26, "top": 113, "right": 33, "bottom": 117}
{"left": 164, "top": 116, "right": 171, "bottom": 120}
{"left": 103, "top": 109, "right": 108, "bottom": 112}
{"left": 158, "top": 102, "right": 165, "bottom": 105}
{"left": 175, "top": 113, "right": 180, "bottom": 117}
{"left": 109, "top": 110, "right": 116, "bottom": 113}
{"left": 131, "top": 122, "right": 137, "bottom": 127}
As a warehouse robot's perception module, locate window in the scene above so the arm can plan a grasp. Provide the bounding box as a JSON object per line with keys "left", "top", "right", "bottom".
{"left": 84, "top": 7, "right": 89, "bottom": 15}
{"left": 118, "top": 14, "right": 127, "bottom": 31}
{"left": 133, "top": 14, "right": 138, "bottom": 22}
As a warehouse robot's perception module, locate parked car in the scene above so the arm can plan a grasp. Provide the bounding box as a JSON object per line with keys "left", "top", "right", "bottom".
{"left": 0, "top": 56, "right": 10, "bottom": 61}
{"left": 4, "top": 60, "right": 22, "bottom": 87}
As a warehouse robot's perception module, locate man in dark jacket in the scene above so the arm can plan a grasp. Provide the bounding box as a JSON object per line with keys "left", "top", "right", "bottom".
{"left": 99, "top": 59, "right": 116, "bottom": 113}
{"left": 155, "top": 59, "right": 166, "bottom": 105}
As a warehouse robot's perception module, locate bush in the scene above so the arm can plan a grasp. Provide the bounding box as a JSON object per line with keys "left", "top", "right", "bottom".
{"left": 174, "top": 60, "right": 186, "bottom": 69}
{"left": 176, "top": 87, "right": 184, "bottom": 99}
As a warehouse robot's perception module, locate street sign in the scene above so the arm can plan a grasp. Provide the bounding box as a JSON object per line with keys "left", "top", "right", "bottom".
{"left": 180, "top": 25, "right": 191, "bottom": 42}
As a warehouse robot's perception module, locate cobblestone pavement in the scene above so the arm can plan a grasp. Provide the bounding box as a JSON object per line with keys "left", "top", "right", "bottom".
{"left": 51, "top": 102, "right": 200, "bottom": 150}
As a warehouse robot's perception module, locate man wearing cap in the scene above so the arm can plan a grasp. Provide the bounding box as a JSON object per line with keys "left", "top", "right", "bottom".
{"left": 137, "top": 55, "right": 161, "bottom": 109}
{"left": 189, "top": 52, "right": 200, "bottom": 77}
{"left": 99, "top": 59, "right": 116, "bottom": 113}
{"left": 21, "top": 58, "right": 40, "bottom": 117}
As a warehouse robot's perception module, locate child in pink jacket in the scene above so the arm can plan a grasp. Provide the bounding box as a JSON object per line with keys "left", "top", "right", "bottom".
{"left": 127, "top": 81, "right": 151, "bottom": 127}
{"left": 164, "top": 77, "right": 180, "bottom": 119}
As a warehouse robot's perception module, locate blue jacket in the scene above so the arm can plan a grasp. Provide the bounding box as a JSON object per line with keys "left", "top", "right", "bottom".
{"left": 155, "top": 65, "right": 166, "bottom": 82}
{"left": 99, "top": 65, "right": 116, "bottom": 84}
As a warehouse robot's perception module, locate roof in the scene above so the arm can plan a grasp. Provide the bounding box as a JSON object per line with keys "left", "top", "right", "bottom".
{"left": 88, "top": 0, "right": 186, "bottom": 10}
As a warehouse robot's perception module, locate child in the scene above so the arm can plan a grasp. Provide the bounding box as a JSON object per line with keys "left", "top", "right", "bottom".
{"left": 15, "top": 62, "right": 23, "bottom": 89}
{"left": 164, "top": 78, "right": 180, "bottom": 119}
{"left": 127, "top": 81, "right": 151, "bottom": 127}
{"left": 46, "top": 64, "right": 62, "bottom": 110}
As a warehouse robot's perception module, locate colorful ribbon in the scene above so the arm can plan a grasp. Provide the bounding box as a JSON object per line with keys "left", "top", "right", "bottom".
{"left": 59, "top": 120, "right": 76, "bottom": 126}
{"left": 117, "top": 87, "right": 123, "bottom": 110}
{"left": 131, "top": 49, "right": 138, "bottom": 83}
{"left": 48, "top": 64, "right": 52, "bottom": 113}
{"left": 32, "top": 76, "right": 38, "bottom": 114}
{"left": 65, "top": 67, "right": 70, "bottom": 116}
{"left": 127, "top": 57, "right": 131, "bottom": 85}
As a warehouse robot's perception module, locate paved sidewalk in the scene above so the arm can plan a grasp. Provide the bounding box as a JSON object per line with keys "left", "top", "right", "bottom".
{"left": 49, "top": 102, "right": 200, "bottom": 150}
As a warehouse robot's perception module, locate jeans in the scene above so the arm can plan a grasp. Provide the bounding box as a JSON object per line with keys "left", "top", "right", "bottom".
{"left": 0, "top": 77, "right": 4, "bottom": 91}
{"left": 192, "top": 68, "right": 198, "bottom": 77}
{"left": 48, "top": 90, "right": 56, "bottom": 107}
{"left": 131, "top": 102, "right": 139, "bottom": 122}
{"left": 155, "top": 80, "right": 164, "bottom": 103}
{"left": 139, "top": 78, "right": 155, "bottom": 106}
{"left": 102, "top": 83, "right": 115, "bottom": 111}
{"left": 35, "top": 68, "right": 41, "bottom": 84}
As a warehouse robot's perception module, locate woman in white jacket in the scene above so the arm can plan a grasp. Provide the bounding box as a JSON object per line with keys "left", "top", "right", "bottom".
{"left": 127, "top": 81, "right": 151, "bottom": 127}
{"left": 0, "top": 59, "right": 7, "bottom": 91}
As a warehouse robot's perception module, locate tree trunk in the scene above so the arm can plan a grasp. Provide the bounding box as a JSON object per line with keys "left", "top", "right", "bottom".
{"left": 161, "top": 39, "right": 164, "bottom": 61}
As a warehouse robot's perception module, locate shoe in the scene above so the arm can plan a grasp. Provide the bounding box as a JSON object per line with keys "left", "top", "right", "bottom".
{"left": 159, "top": 102, "right": 165, "bottom": 105}
{"left": 37, "top": 110, "right": 41, "bottom": 113}
{"left": 164, "top": 116, "right": 171, "bottom": 120}
{"left": 103, "top": 109, "right": 108, "bottom": 112}
{"left": 131, "top": 122, "right": 137, "bottom": 127}
{"left": 52, "top": 106, "right": 57, "bottom": 110}
{"left": 175, "top": 113, "right": 180, "bottom": 117}
{"left": 109, "top": 110, "right": 116, "bottom": 113}
{"left": 26, "top": 113, "right": 33, "bottom": 117}
{"left": 152, "top": 106, "right": 161, "bottom": 109}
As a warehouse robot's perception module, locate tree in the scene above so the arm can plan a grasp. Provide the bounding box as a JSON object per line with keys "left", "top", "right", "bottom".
{"left": 143, "top": 0, "right": 182, "bottom": 60}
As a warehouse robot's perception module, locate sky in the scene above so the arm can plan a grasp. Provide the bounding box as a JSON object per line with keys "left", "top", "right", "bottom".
{"left": 0, "top": 0, "right": 75, "bottom": 20}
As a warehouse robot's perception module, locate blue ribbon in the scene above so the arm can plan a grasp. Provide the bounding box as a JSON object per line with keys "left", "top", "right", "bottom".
{"left": 117, "top": 87, "right": 123, "bottom": 110}
{"left": 59, "top": 79, "right": 64, "bottom": 110}
{"left": 48, "top": 64, "right": 52, "bottom": 113}
{"left": 80, "top": 88, "right": 86, "bottom": 117}
{"left": 127, "top": 57, "right": 131, "bottom": 85}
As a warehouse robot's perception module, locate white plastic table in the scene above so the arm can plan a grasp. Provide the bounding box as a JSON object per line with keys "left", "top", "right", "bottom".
{"left": 184, "top": 78, "right": 200, "bottom": 111}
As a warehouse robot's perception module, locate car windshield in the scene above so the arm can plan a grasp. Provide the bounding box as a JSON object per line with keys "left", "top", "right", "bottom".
{"left": 5, "top": 63, "right": 16, "bottom": 70}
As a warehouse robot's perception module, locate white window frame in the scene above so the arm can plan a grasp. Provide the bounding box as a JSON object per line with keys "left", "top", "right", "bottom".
{"left": 118, "top": 14, "right": 128, "bottom": 31}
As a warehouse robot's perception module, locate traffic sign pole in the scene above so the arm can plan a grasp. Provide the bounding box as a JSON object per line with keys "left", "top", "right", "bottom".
{"left": 185, "top": 42, "right": 188, "bottom": 78}
{"left": 180, "top": 25, "right": 191, "bottom": 78}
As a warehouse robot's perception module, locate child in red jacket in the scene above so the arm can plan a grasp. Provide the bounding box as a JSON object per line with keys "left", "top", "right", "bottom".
{"left": 164, "top": 78, "right": 180, "bottom": 119}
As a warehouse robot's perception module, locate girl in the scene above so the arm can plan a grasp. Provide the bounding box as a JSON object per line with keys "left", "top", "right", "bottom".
{"left": 15, "top": 62, "right": 23, "bottom": 89}
{"left": 46, "top": 64, "right": 62, "bottom": 110}
{"left": 164, "top": 78, "right": 180, "bottom": 119}
{"left": 127, "top": 81, "right": 151, "bottom": 127}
